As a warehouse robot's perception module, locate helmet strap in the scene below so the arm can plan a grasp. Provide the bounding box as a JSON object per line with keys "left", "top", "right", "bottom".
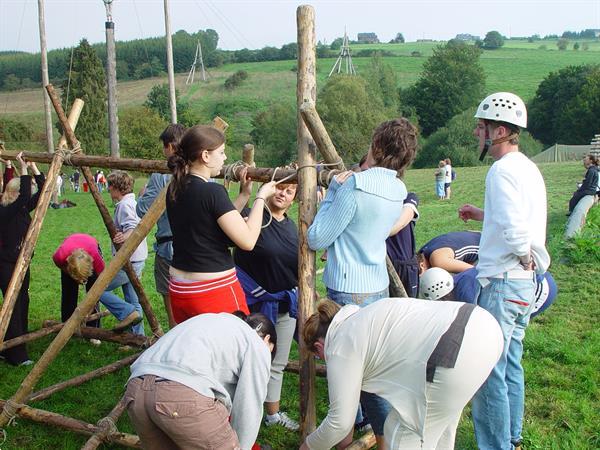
{"left": 479, "top": 125, "right": 518, "bottom": 161}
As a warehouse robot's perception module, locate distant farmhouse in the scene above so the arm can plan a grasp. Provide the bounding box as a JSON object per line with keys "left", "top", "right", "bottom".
{"left": 455, "top": 33, "right": 480, "bottom": 41}
{"left": 592, "top": 29, "right": 600, "bottom": 38}
{"left": 357, "top": 32, "right": 379, "bottom": 43}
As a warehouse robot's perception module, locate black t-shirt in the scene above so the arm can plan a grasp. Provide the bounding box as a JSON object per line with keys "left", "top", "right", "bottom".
{"left": 234, "top": 207, "right": 298, "bottom": 313}
{"left": 167, "top": 175, "right": 236, "bottom": 272}
{"left": 419, "top": 231, "right": 481, "bottom": 264}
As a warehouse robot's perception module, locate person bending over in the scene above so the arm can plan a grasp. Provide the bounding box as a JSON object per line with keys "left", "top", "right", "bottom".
{"left": 125, "top": 312, "right": 276, "bottom": 450}
{"left": 299, "top": 298, "right": 503, "bottom": 450}
{"left": 234, "top": 181, "right": 299, "bottom": 432}
{"left": 166, "top": 125, "right": 276, "bottom": 323}
{"left": 417, "top": 230, "right": 481, "bottom": 274}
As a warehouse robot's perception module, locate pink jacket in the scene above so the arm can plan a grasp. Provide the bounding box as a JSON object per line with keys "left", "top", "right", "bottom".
{"left": 52, "top": 233, "right": 105, "bottom": 275}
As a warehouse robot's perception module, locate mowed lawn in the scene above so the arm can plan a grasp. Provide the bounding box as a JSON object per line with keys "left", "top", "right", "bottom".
{"left": 0, "top": 160, "right": 598, "bottom": 449}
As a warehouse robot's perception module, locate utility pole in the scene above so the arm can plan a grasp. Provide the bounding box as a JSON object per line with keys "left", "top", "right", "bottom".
{"left": 37, "top": 0, "right": 54, "bottom": 152}
{"left": 163, "top": 0, "right": 177, "bottom": 123}
{"left": 103, "top": 0, "right": 120, "bottom": 157}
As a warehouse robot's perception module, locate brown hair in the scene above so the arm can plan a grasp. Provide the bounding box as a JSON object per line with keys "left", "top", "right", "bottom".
{"left": 444, "top": 158, "right": 451, "bottom": 165}
{"left": 66, "top": 248, "right": 93, "bottom": 284}
{"left": 485, "top": 120, "right": 520, "bottom": 145}
{"left": 370, "top": 118, "right": 418, "bottom": 177}
{"left": 302, "top": 299, "right": 341, "bottom": 352}
{"left": 159, "top": 123, "right": 186, "bottom": 148}
{"left": 167, "top": 125, "right": 225, "bottom": 201}
{"left": 107, "top": 171, "right": 134, "bottom": 195}
{"left": 585, "top": 154, "right": 599, "bottom": 166}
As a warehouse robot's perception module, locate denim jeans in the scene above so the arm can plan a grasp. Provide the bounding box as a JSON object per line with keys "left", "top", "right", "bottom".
{"left": 99, "top": 261, "right": 145, "bottom": 335}
{"left": 326, "top": 287, "right": 389, "bottom": 308}
{"left": 471, "top": 275, "right": 535, "bottom": 450}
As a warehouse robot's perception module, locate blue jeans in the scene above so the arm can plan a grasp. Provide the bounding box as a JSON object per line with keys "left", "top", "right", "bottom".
{"left": 471, "top": 276, "right": 535, "bottom": 450}
{"left": 99, "top": 261, "right": 145, "bottom": 335}
{"left": 326, "top": 287, "right": 389, "bottom": 308}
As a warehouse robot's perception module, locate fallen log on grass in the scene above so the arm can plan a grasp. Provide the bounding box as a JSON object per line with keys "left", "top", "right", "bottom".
{"left": 347, "top": 431, "right": 376, "bottom": 450}
{"left": 42, "top": 321, "right": 150, "bottom": 348}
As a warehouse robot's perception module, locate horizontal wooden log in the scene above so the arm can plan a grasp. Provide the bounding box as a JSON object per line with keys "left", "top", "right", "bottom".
{"left": 42, "top": 321, "right": 150, "bottom": 347}
{"left": 285, "top": 359, "right": 326, "bottom": 377}
{"left": 1, "top": 150, "right": 340, "bottom": 186}
{"left": 347, "top": 431, "right": 376, "bottom": 450}
{"left": 27, "top": 353, "right": 140, "bottom": 403}
{"left": 0, "top": 400, "right": 141, "bottom": 448}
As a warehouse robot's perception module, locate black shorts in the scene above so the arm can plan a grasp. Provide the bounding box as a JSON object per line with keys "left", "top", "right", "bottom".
{"left": 444, "top": 182, "right": 451, "bottom": 189}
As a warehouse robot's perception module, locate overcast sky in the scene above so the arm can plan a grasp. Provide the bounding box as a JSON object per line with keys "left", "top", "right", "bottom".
{"left": 1, "top": 0, "right": 599, "bottom": 53}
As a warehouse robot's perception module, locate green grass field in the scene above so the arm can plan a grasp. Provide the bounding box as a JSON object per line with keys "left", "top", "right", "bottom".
{"left": 0, "top": 160, "right": 598, "bottom": 449}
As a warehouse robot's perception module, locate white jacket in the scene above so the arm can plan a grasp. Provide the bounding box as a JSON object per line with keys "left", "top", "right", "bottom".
{"left": 305, "top": 298, "right": 478, "bottom": 449}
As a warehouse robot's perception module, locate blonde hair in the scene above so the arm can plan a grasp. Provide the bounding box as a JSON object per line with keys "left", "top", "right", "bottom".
{"left": 66, "top": 249, "right": 93, "bottom": 284}
{"left": 438, "top": 160, "right": 446, "bottom": 168}
{"left": 0, "top": 178, "right": 21, "bottom": 206}
{"left": 302, "top": 299, "right": 341, "bottom": 351}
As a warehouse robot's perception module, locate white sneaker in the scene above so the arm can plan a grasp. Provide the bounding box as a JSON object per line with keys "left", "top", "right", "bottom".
{"left": 89, "top": 339, "right": 101, "bottom": 346}
{"left": 264, "top": 411, "right": 299, "bottom": 431}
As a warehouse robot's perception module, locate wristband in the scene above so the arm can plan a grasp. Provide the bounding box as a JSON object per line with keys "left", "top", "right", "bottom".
{"left": 255, "top": 197, "right": 265, "bottom": 202}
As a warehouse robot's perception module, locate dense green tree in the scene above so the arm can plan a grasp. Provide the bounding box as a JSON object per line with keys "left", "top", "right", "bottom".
{"left": 403, "top": 41, "right": 485, "bottom": 136}
{"left": 59, "top": 39, "right": 107, "bottom": 154}
{"left": 364, "top": 53, "right": 398, "bottom": 109}
{"left": 557, "top": 38, "right": 569, "bottom": 50}
{"left": 528, "top": 64, "right": 600, "bottom": 145}
{"left": 390, "top": 33, "right": 405, "bottom": 44}
{"left": 330, "top": 37, "right": 343, "bottom": 50}
{"left": 119, "top": 106, "right": 167, "bottom": 160}
{"left": 250, "top": 102, "right": 297, "bottom": 166}
{"left": 144, "top": 83, "right": 194, "bottom": 126}
{"left": 318, "top": 75, "right": 389, "bottom": 162}
{"left": 482, "top": 31, "right": 505, "bottom": 49}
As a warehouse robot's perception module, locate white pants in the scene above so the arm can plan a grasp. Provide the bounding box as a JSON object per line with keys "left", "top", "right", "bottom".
{"left": 266, "top": 312, "right": 297, "bottom": 403}
{"left": 384, "top": 307, "right": 503, "bottom": 449}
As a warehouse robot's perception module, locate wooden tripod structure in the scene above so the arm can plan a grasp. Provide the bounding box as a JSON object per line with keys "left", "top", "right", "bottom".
{"left": 0, "top": 6, "right": 401, "bottom": 449}
{"left": 186, "top": 39, "right": 209, "bottom": 85}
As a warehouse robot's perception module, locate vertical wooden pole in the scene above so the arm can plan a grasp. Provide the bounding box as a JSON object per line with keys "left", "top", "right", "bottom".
{"left": 163, "top": 0, "right": 177, "bottom": 124}
{"left": 104, "top": 1, "right": 120, "bottom": 157}
{"left": 242, "top": 144, "right": 255, "bottom": 208}
{"left": 37, "top": 0, "right": 53, "bottom": 153}
{"left": 0, "top": 187, "right": 167, "bottom": 427}
{"left": 296, "top": 4, "right": 318, "bottom": 439}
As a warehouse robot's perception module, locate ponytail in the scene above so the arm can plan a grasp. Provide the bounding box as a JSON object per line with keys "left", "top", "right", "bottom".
{"left": 302, "top": 299, "right": 341, "bottom": 351}
{"left": 167, "top": 125, "right": 225, "bottom": 201}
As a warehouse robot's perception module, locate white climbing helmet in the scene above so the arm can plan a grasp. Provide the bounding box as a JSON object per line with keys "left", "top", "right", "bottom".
{"left": 474, "top": 92, "right": 527, "bottom": 129}
{"left": 419, "top": 268, "right": 454, "bottom": 301}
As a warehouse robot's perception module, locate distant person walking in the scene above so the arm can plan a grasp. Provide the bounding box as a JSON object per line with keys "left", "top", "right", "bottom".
{"left": 434, "top": 160, "right": 446, "bottom": 200}
{"left": 459, "top": 92, "right": 550, "bottom": 450}
{"left": 444, "top": 158, "right": 453, "bottom": 199}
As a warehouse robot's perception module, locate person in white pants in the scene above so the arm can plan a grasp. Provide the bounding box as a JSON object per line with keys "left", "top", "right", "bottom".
{"left": 299, "top": 298, "right": 503, "bottom": 450}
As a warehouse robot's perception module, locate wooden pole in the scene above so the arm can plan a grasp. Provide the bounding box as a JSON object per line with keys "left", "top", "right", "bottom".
{"left": 299, "top": 101, "right": 344, "bottom": 170}
{"left": 42, "top": 321, "right": 150, "bottom": 347}
{"left": 296, "top": 4, "right": 318, "bottom": 439}
{"left": 104, "top": 1, "right": 120, "bottom": 157}
{"left": 285, "top": 360, "right": 326, "bottom": 377}
{"left": 0, "top": 91, "right": 81, "bottom": 344}
{"left": 163, "top": 0, "right": 177, "bottom": 123}
{"left": 37, "top": 0, "right": 53, "bottom": 153}
{"left": 0, "top": 311, "right": 108, "bottom": 352}
{"left": 27, "top": 353, "right": 140, "bottom": 403}
{"left": 242, "top": 144, "right": 255, "bottom": 207}
{"left": 0, "top": 185, "right": 167, "bottom": 427}
{"left": 81, "top": 396, "right": 128, "bottom": 450}
{"left": 347, "top": 431, "right": 376, "bottom": 450}
{"left": 47, "top": 86, "right": 163, "bottom": 338}
{"left": 0, "top": 400, "right": 141, "bottom": 448}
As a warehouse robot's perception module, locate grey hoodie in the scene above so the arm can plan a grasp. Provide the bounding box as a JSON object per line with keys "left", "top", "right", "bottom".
{"left": 129, "top": 313, "right": 271, "bottom": 449}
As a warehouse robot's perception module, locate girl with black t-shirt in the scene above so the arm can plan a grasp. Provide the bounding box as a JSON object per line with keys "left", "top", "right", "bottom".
{"left": 166, "top": 125, "right": 276, "bottom": 323}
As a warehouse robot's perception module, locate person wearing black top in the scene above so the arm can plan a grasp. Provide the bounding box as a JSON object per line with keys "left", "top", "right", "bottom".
{"left": 165, "top": 125, "right": 276, "bottom": 323}
{"left": 417, "top": 231, "right": 481, "bottom": 274}
{"left": 0, "top": 154, "right": 44, "bottom": 365}
{"left": 568, "top": 154, "right": 600, "bottom": 215}
{"left": 234, "top": 182, "right": 300, "bottom": 431}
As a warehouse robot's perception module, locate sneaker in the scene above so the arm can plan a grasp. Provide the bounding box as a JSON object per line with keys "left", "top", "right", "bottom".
{"left": 355, "top": 419, "right": 372, "bottom": 433}
{"left": 19, "top": 359, "right": 34, "bottom": 366}
{"left": 89, "top": 338, "right": 101, "bottom": 346}
{"left": 112, "top": 311, "right": 142, "bottom": 333}
{"left": 264, "top": 411, "right": 299, "bottom": 431}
